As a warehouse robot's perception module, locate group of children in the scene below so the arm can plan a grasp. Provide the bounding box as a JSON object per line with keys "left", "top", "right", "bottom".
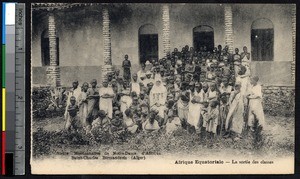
{"left": 64, "top": 44, "right": 266, "bottom": 142}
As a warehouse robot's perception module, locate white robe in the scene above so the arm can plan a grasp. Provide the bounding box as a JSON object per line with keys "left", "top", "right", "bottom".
{"left": 130, "top": 82, "right": 140, "bottom": 95}
{"left": 149, "top": 83, "right": 167, "bottom": 118}
{"left": 248, "top": 84, "right": 265, "bottom": 128}
{"left": 137, "top": 70, "right": 146, "bottom": 83}
{"left": 166, "top": 117, "right": 181, "bottom": 134}
{"left": 99, "top": 87, "right": 114, "bottom": 119}
{"left": 187, "top": 90, "right": 204, "bottom": 129}
{"left": 241, "top": 54, "right": 251, "bottom": 76}
{"left": 236, "top": 75, "right": 251, "bottom": 104}
{"left": 120, "top": 95, "right": 132, "bottom": 115}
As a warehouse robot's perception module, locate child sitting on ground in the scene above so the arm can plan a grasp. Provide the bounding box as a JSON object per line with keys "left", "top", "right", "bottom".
{"left": 110, "top": 110, "right": 124, "bottom": 133}
{"left": 123, "top": 109, "right": 138, "bottom": 134}
{"left": 90, "top": 110, "right": 111, "bottom": 134}
{"left": 143, "top": 110, "right": 160, "bottom": 133}
{"left": 165, "top": 100, "right": 181, "bottom": 134}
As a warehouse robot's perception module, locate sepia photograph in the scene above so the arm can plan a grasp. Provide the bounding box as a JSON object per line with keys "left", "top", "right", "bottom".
{"left": 30, "top": 3, "right": 295, "bottom": 174}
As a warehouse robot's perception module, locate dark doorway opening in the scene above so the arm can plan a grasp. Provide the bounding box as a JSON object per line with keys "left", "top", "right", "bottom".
{"left": 251, "top": 18, "right": 274, "bottom": 61}
{"left": 139, "top": 24, "right": 158, "bottom": 64}
{"left": 139, "top": 34, "right": 158, "bottom": 64}
{"left": 193, "top": 25, "right": 214, "bottom": 52}
{"left": 41, "top": 29, "right": 59, "bottom": 66}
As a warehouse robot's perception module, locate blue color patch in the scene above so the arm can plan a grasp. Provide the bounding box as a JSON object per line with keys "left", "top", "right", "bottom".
{"left": 2, "top": 3, "right": 5, "bottom": 44}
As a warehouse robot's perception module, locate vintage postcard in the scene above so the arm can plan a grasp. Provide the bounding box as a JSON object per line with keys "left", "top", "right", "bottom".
{"left": 30, "top": 3, "right": 295, "bottom": 174}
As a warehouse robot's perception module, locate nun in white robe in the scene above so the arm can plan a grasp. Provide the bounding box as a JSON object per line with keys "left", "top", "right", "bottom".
{"left": 149, "top": 77, "right": 167, "bottom": 118}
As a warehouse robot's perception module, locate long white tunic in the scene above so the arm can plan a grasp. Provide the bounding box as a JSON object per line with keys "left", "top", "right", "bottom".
{"left": 99, "top": 87, "right": 114, "bottom": 119}
{"left": 248, "top": 84, "right": 265, "bottom": 128}
{"left": 187, "top": 90, "right": 204, "bottom": 129}
{"left": 149, "top": 84, "right": 167, "bottom": 118}
{"left": 130, "top": 82, "right": 140, "bottom": 95}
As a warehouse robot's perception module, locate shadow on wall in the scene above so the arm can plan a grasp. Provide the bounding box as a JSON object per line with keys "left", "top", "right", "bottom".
{"left": 250, "top": 61, "right": 292, "bottom": 86}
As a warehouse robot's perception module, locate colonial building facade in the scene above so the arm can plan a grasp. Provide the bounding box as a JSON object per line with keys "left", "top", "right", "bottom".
{"left": 31, "top": 3, "right": 295, "bottom": 87}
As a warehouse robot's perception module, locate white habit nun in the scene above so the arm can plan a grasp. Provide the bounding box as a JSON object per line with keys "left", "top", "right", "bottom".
{"left": 149, "top": 76, "right": 167, "bottom": 118}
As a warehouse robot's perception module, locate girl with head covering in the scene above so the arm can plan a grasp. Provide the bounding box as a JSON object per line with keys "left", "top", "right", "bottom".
{"left": 247, "top": 76, "right": 265, "bottom": 130}
{"left": 149, "top": 77, "right": 167, "bottom": 119}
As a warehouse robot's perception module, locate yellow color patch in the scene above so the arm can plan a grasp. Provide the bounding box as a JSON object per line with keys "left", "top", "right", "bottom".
{"left": 2, "top": 88, "right": 6, "bottom": 131}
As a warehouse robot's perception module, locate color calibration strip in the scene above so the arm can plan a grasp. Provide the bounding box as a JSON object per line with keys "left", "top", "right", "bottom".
{"left": 1, "top": 2, "right": 25, "bottom": 175}
{"left": 2, "top": 3, "right": 7, "bottom": 175}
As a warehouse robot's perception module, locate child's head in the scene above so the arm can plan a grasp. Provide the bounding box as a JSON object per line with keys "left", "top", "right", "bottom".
{"left": 202, "top": 82, "right": 208, "bottom": 92}
{"left": 250, "top": 76, "right": 259, "bottom": 86}
{"left": 131, "top": 91, "right": 137, "bottom": 98}
{"left": 195, "top": 82, "right": 202, "bottom": 92}
{"left": 234, "top": 82, "right": 242, "bottom": 91}
{"left": 210, "top": 100, "right": 219, "bottom": 108}
{"left": 90, "top": 79, "right": 97, "bottom": 88}
{"left": 114, "top": 110, "right": 122, "bottom": 120}
{"left": 70, "top": 96, "right": 76, "bottom": 105}
{"left": 98, "top": 110, "right": 107, "bottom": 119}
{"left": 167, "top": 100, "right": 175, "bottom": 109}
{"left": 210, "top": 82, "right": 216, "bottom": 91}
{"left": 139, "top": 91, "right": 145, "bottom": 99}
{"left": 82, "top": 82, "right": 89, "bottom": 92}
{"left": 102, "top": 80, "right": 108, "bottom": 88}
{"left": 238, "top": 65, "right": 247, "bottom": 75}
{"left": 115, "top": 69, "right": 120, "bottom": 76}
{"left": 132, "top": 97, "right": 139, "bottom": 105}
{"left": 124, "top": 108, "right": 132, "bottom": 117}
{"left": 220, "top": 95, "right": 227, "bottom": 104}
{"left": 203, "top": 101, "right": 209, "bottom": 108}
{"left": 189, "top": 81, "right": 195, "bottom": 91}
{"left": 72, "top": 80, "right": 79, "bottom": 89}
{"left": 222, "top": 77, "right": 229, "bottom": 86}
{"left": 149, "top": 110, "right": 156, "bottom": 123}
{"left": 132, "top": 73, "right": 138, "bottom": 82}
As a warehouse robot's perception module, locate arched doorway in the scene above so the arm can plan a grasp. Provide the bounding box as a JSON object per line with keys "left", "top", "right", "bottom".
{"left": 41, "top": 29, "right": 59, "bottom": 66}
{"left": 251, "top": 18, "right": 274, "bottom": 61}
{"left": 138, "top": 24, "right": 158, "bottom": 64}
{"left": 193, "top": 25, "right": 214, "bottom": 52}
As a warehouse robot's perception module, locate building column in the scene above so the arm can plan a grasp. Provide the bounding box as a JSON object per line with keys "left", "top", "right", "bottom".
{"left": 224, "top": 5, "right": 234, "bottom": 54}
{"left": 291, "top": 5, "right": 296, "bottom": 84}
{"left": 102, "top": 5, "right": 113, "bottom": 82}
{"left": 46, "top": 13, "right": 61, "bottom": 87}
{"left": 162, "top": 4, "right": 170, "bottom": 57}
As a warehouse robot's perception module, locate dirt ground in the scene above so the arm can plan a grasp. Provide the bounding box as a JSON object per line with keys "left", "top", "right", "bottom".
{"left": 32, "top": 114, "right": 294, "bottom": 159}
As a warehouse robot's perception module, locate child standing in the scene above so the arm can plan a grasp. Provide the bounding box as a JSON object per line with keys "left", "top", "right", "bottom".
{"left": 206, "top": 100, "right": 220, "bottom": 139}
{"left": 65, "top": 96, "right": 79, "bottom": 131}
